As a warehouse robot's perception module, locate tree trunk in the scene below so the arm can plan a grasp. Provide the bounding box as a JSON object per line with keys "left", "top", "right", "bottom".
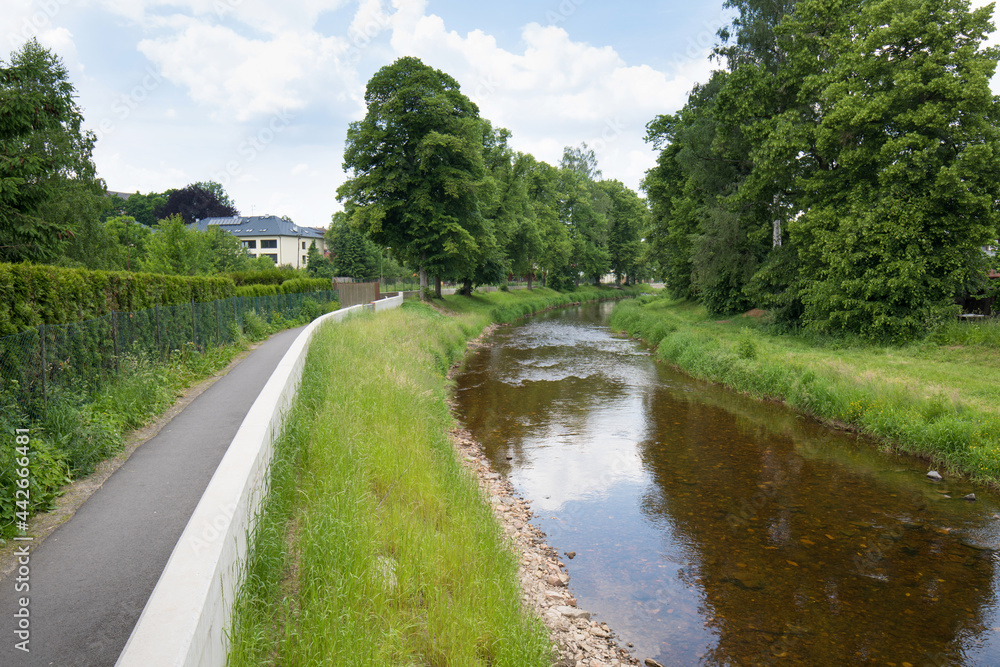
{"left": 772, "top": 193, "right": 783, "bottom": 248}
{"left": 434, "top": 275, "right": 442, "bottom": 299}
{"left": 461, "top": 279, "right": 473, "bottom": 296}
{"left": 527, "top": 273, "right": 533, "bottom": 290}
{"left": 419, "top": 265, "right": 428, "bottom": 301}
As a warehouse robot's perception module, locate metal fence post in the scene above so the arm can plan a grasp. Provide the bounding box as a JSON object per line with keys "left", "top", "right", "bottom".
{"left": 39, "top": 323, "right": 47, "bottom": 415}
{"left": 155, "top": 304, "right": 161, "bottom": 358}
{"left": 216, "top": 300, "right": 221, "bottom": 344}
{"left": 112, "top": 310, "right": 120, "bottom": 375}
{"left": 191, "top": 298, "right": 198, "bottom": 350}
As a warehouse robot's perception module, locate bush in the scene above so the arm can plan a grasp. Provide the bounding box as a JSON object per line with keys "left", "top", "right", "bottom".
{"left": 235, "top": 284, "right": 280, "bottom": 298}
{"left": 228, "top": 266, "right": 300, "bottom": 286}
{"left": 736, "top": 329, "right": 758, "bottom": 360}
{"left": 279, "top": 278, "right": 330, "bottom": 294}
{"left": 0, "top": 263, "right": 235, "bottom": 335}
{"left": 243, "top": 310, "right": 270, "bottom": 340}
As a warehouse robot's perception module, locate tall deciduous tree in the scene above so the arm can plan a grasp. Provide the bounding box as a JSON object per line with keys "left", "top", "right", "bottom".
{"left": 0, "top": 39, "right": 102, "bottom": 263}
{"left": 338, "top": 56, "right": 487, "bottom": 299}
{"left": 602, "top": 179, "right": 647, "bottom": 285}
{"left": 157, "top": 183, "right": 238, "bottom": 224}
{"left": 786, "top": 0, "right": 1000, "bottom": 340}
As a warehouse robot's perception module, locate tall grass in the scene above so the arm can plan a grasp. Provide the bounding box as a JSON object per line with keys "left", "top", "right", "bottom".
{"left": 228, "top": 306, "right": 553, "bottom": 666}
{"left": 228, "top": 287, "right": 643, "bottom": 666}
{"left": 610, "top": 297, "right": 1000, "bottom": 483}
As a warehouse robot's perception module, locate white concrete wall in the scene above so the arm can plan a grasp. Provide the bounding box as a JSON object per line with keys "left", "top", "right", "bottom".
{"left": 116, "top": 294, "right": 403, "bottom": 667}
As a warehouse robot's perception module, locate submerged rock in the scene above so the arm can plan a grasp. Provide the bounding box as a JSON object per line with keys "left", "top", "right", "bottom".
{"left": 965, "top": 493, "right": 977, "bottom": 502}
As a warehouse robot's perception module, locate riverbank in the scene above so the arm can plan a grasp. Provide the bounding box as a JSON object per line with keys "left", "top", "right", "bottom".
{"left": 610, "top": 296, "right": 1000, "bottom": 485}
{"left": 227, "top": 287, "right": 644, "bottom": 666}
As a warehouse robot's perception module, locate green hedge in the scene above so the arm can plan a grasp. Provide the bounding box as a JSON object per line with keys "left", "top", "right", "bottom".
{"left": 234, "top": 278, "right": 331, "bottom": 298}
{"left": 278, "top": 278, "right": 330, "bottom": 294}
{"left": 0, "top": 263, "right": 235, "bottom": 336}
{"left": 228, "top": 266, "right": 300, "bottom": 286}
{"left": 0, "top": 264, "right": 340, "bottom": 336}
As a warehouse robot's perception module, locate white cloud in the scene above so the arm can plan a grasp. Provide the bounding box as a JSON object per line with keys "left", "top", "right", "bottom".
{"left": 137, "top": 20, "right": 351, "bottom": 121}
{"left": 92, "top": 0, "right": 350, "bottom": 36}
{"left": 386, "top": 3, "right": 711, "bottom": 190}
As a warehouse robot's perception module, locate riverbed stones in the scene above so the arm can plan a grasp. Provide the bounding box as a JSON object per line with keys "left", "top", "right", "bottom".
{"left": 965, "top": 493, "right": 977, "bottom": 502}
{"left": 447, "top": 424, "right": 639, "bottom": 667}
{"left": 927, "top": 470, "right": 944, "bottom": 482}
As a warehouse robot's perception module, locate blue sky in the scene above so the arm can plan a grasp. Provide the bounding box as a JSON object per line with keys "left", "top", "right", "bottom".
{"left": 3, "top": 0, "right": 997, "bottom": 229}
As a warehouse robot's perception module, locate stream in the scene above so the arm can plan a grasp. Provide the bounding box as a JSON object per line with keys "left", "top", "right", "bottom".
{"left": 454, "top": 301, "right": 1000, "bottom": 666}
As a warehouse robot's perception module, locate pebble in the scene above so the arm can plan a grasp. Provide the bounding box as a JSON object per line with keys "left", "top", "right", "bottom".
{"left": 448, "top": 423, "right": 640, "bottom": 666}
{"left": 927, "top": 470, "right": 944, "bottom": 482}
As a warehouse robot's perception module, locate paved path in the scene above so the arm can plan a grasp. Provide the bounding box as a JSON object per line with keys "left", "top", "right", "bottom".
{"left": 0, "top": 325, "right": 305, "bottom": 667}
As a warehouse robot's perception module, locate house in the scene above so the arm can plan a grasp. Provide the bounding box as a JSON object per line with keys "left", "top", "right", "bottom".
{"left": 194, "top": 215, "right": 327, "bottom": 269}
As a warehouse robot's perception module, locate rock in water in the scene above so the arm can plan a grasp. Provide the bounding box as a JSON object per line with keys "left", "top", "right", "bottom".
{"left": 965, "top": 493, "right": 977, "bottom": 502}
{"left": 927, "top": 470, "right": 944, "bottom": 482}
{"left": 566, "top": 551, "right": 576, "bottom": 559}
{"left": 645, "top": 660, "right": 666, "bottom": 667}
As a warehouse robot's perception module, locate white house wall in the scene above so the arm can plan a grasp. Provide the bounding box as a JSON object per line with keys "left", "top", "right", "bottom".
{"left": 244, "top": 236, "right": 326, "bottom": 269}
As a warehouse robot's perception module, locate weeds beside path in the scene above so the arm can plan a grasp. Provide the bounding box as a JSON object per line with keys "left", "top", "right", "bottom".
{"left": 610, "top": 296, "right": 1000, "bottom": 485}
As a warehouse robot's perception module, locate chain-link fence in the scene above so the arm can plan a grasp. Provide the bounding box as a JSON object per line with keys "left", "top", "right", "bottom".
{"left": 0, "top": 289, "right": 338, "bottom": 421}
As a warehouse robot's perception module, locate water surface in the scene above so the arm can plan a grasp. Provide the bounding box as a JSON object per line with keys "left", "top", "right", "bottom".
{"left": 454, "top": 302, "right": 1000, "bottom": 666}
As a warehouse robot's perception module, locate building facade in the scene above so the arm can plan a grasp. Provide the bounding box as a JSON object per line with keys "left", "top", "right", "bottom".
{"left": 195, "top": 215, "right": 327, "bottom": 269}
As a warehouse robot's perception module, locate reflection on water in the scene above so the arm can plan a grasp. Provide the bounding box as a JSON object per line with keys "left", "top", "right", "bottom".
{"left": 454, "top": 302, "right": 1000, "bottom": 666}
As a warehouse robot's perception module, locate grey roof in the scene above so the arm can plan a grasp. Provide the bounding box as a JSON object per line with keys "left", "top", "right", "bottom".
{"left": 194, "top": 215, "right": 325, "bottom": 239}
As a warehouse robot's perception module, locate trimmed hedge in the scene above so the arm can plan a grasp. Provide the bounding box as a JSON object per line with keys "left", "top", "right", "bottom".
{"left": 228, "top": 266, "right": 300, "bottom": 286}
{"left": 0, "top": 263, "right": 234, "bottom": 336}
{"left": 0, "top": 264, "right": 340, "bottom": 336}
{"left": 234, "top": 278, "right": 332, "bottom": 298}
{"left": 279, "top": 278, "right": 330, "bottom": 294}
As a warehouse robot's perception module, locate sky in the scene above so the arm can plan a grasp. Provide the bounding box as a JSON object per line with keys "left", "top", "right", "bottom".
{"left": 3, "top": 0, "right": 998, "bottom": 230}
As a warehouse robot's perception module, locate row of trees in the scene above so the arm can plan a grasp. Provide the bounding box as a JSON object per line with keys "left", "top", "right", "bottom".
{"left": 644, "top": 0, "right": 1000, "bottom": 341}
{"left": 337, "top": 56, "right": 650, "bottom": 296}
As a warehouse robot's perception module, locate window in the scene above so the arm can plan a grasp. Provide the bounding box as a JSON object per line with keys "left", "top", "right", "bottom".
{"left": 302, "top": 241, "right": 306, "bottom": 250}
{"left": 248, "top": 254, "right": 256, "bottom": 259}
{"left": 242, "top": 240, "right": 257, "bottom": 249}
{"left": 260, "top": 239, "right": 277, "bottom": 249}
{"left": 302, "top": 255, "right": 307, "bottom": 265}
{"left": 262, "top": 254, "right": 277, "bottom": 262}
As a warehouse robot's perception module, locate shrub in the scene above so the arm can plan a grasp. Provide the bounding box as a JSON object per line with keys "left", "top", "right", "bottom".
{"left": 0, "top": 263, "right": 235, "bottom": 335}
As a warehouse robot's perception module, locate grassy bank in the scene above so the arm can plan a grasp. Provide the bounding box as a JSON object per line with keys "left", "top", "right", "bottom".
{"left": 227, "top": 286, "right": 640, "bottom": 666}
{"left": 610, "top": 296, "right": 1000, "bottom": 483}
{"left": 0, "top": 303, "right": 337, "bottom": 539}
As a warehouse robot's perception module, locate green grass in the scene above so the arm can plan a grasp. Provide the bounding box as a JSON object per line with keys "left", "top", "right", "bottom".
{"left": 610, "top": 296, "right": 1000, "bottom": 484}
{"left": 228, "top": 286, "right": 642, "bottom": 667}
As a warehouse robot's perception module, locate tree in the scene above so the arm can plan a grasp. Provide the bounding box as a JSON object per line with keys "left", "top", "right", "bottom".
{"left": 601, "top": 180, "right": 646, "bottom": 285}
{"left": 116, "top": 191, "right": 168, "bottom": 227}
{"left": 104, "top": 216, "right": 152, "bottom": 271}
{"left": 143, "top": 215, "right": 210, "bottom": 275}
{"left": 785, "top": 0, "right": 1000, "bottom": 340}
{"left": 337, "top": 56, "right": 488, "bottom": 299}
{"left": 0, "top": 39, "right": 102, "bottom": 263}
{"left": 157, "top": 183, "right": 239, "bottom": 224}
{"left": 559, "top": 144, "right": 609, "bottom": 286}
{"left": 306, "top": 240, "right": 335, "bottom": 280}
{"left": 326, "top": 212, "right": 380, "bottom": 280}
{"left": 526, "top": 156, "right": 571, "bottom": 288}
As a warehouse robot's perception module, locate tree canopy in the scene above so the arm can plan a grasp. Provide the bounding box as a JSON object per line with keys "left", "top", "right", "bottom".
{"left": 338, "top": 56, "right": 651, "bottom": 296}
{"left": 0, "top": 38, "right": 103, "bottom": 263}
{"left": 644, "top": 0, "right": 1000, "bottom": 341}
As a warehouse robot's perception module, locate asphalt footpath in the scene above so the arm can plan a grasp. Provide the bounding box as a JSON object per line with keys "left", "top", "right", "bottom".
{"left": 0, "top": 324, "right": 306, "bottom": 667}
